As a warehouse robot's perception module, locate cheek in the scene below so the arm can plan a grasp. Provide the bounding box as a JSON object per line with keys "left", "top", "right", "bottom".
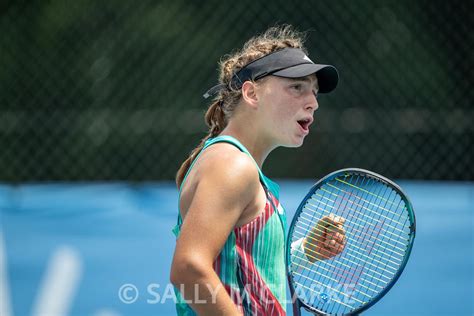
{"left": 262, "top": 92, "right": 297, "bottom": 130}
{"left": 269, "top": 107, "right": 299, "bottom": 142}
{"left": 269, "top": 96, "right": 292, "bottom": 117}
{"left": 274, "top": 103, "right": 297, "bottom": 126}
{"left": 267, "top": 106, "right": 289, "bottom": 128}
{"left": 278, "top": 110, "right": 294, "bottom": 127}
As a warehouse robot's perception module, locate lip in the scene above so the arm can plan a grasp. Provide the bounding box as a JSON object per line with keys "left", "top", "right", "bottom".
{"left": 297, "top": 123, "right": 309, "bottom": 135}
{"left": 297, "top": 117, "right": 314, "bottom": 135}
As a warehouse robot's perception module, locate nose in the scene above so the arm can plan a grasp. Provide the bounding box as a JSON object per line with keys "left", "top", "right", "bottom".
{"left": 305, "top": 92, "right": 319, "bottom": 112}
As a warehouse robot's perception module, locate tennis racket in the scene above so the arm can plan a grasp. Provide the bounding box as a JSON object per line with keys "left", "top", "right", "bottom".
{"left": 286, "top": 168, "right": 416, "bottom": 316}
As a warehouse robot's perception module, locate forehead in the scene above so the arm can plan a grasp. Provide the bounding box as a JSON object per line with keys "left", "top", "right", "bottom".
{"left": 274, "top": 74, "right": 319, "bottom": 89}
{"left": 292, "top": 74, "right": 318, "bottom": 86}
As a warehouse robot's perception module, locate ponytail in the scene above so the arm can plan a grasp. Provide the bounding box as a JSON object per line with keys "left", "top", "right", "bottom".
{"left": 175, "top": 100, "right": 226, "bottom": 188}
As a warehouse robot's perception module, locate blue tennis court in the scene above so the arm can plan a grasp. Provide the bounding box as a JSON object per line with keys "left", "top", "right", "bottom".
{"left": 1, "top": 180, "right": 472, "bottom": 315}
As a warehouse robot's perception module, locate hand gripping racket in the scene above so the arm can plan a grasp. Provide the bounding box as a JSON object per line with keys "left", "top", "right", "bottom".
{"left": 287, "top": 168, "right": 416, "bottom": 315}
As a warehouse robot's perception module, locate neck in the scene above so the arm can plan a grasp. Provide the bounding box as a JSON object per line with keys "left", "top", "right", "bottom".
{"left": 219, "top": 119, "right": 276, "bottom": 169}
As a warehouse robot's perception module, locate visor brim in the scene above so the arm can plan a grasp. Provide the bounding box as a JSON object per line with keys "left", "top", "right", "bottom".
{"left": 272, "top": 64, "right": 339, "bottom": 94}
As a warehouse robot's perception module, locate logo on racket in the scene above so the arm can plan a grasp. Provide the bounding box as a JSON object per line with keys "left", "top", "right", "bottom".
{"left": 319, "top": 293, "right": 329, "bottom": 304}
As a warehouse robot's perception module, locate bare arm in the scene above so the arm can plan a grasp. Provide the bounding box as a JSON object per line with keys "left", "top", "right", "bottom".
{"left": 170, "top": 151, "right": 259, "bottom": 315}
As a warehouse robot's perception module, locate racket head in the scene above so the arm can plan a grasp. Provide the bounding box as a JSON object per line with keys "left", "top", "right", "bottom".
{"left": 286, "top": 168, "right": 416, "bottom": 316}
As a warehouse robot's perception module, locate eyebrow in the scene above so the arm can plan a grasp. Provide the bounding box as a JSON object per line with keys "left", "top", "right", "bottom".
{"left": 290, "top": 77, "right": 319, "bottom": 91}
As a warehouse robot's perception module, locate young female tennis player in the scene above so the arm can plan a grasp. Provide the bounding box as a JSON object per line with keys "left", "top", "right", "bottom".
{"left": 170, "top": 25, "right": 346, "bottom": 315}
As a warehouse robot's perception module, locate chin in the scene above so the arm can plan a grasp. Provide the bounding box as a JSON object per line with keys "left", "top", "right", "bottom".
{"left": 282, "top": 138, "right": 305, "bottom": 148}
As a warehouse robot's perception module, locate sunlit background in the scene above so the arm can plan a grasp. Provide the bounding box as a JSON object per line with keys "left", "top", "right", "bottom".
{"left": 1, "top": 1, "right": 472, "bottom": 315}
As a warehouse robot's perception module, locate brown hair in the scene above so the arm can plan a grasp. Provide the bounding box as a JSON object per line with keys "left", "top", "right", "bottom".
{"left": 176, "top": 25, "right": 307, "bottom": 188}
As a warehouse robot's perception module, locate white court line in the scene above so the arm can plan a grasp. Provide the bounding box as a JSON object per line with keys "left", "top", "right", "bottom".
{"left": 93, "top": 308, "right": 121, "bottom": 316}
{"left": 31, "top": 246, "right": 83, "bottom": 316}
{"left": 0, "top": 232, "right": 12, "bottom": 316}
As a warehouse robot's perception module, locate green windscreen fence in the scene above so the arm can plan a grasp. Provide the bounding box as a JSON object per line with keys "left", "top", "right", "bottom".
{"left": 1, "top": 0, "right": 472, "bottom": 181}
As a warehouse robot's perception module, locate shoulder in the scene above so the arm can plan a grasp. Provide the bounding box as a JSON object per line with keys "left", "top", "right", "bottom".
{"left": 198, "top": 143, "right": 259, "bottom": 186}
{"left": 192, "top": 143, "right": 260, "bottom": 202}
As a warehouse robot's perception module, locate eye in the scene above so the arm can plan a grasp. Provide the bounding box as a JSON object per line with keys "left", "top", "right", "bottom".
{"left": 313, "top": 90, "right": 319, "bottom": 99}
{"left": 291, "top": 84, "right": 303, "bottom": 91}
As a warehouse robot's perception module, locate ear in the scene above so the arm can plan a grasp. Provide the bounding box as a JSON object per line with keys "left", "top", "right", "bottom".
{"left": 241, "top": 81, "right": 259, "bottom": 109}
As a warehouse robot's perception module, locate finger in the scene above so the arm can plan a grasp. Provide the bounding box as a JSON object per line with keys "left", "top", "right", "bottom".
{"left": 324, "top": 237, "right": 333, "bottom": 248}
{"left": 332, "top": 232, "right": 344, "bottom": 243}
{"left": 326, "top": 223, "right": 345, "bottom": 236}
{"left": 333, "top": 215, "right": 346, "bottom": 227}
{"left": 325, "top": 239, "right": 344, "bottom": 256}
{"left": 320, "top": 219, "right": 336, "bottom": 231}
{"left": 327, "top": 230, "right": 345, "bottom": 244}
{"left": 319, "top": 215, "right": 332, "bottom": 227}
{"left": 337, "top": 242, "right": 345, "bottom": 253}
{"left": 323, "top": 215, "right": 345, "bottom": 229}
{"left": 321, "top": 214, "right": 335, "bottom": 226}
{"left": 326, "top": 231, "right": 340, "bottom": 242}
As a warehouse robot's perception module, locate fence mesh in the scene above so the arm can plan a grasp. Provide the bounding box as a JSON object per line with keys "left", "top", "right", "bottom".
{"left": 0, "top": 0, "right": 472, "bottom": 182}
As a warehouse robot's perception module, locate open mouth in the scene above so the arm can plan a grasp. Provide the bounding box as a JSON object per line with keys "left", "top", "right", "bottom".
{"left": 297, "top": 118, "right": 312, "bottom": 131}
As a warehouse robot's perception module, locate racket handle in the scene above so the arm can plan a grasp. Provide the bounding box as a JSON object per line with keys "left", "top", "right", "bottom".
{"left": 292, "top": 301, "right": 301, "bottom": 316}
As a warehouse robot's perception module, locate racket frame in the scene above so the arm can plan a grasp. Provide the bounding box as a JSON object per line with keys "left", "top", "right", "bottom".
{"left": 286, "top": 168, "right": 416, "bottom": 316}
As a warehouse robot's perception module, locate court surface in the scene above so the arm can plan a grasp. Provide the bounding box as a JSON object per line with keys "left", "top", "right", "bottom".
{"left": 1, "top": 180, "right": 473, "bottom": 315}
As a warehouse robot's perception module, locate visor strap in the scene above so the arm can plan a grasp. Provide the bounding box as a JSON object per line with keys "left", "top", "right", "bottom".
{"left": 203, "top": 84, "right": 226, "bottom": 99}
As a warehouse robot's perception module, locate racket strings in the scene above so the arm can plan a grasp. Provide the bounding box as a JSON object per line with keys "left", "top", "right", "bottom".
{"left": 291, "top": 274, "right": 356, "bottom": 309}
{"left": 291, "top": 239, "right": 392, "bottom": 287}
{"left": 303, "top": 200, "right": 408, "bottom": 252}
{"left": 308, "top": 193, "right": 409, "bottom": 245}
{"left": 293, "top": 270, "right": 365, "bottom": 306}
{"left": 289, "top": 174, "right": 413, "bottom": 315}
{"left": 334, "top": 177, "right": 403, "bottom": 208}
{"left": 318, "top": 177, "right": 410, "bottom": 245}
{"left": 291, "top": 251, "right": 380, "bottom": 298}
{"left": 292, "top": 225, "right": 397, "bottom": 285}
{"left": 330, "top": 174, "right": 403, "bottom": 307}
{"left": 331, "top": 175, "right": 393, "bottom": 313}
{"left": 324, "top": 184, "right": 407, "bottom": 231}
{"left": 291, "top": 176, "right": 371, "bottom": 312}
{"left": 292, "top": 220, "right": 402, "bottom": 273}
{"left": 300, "top": 187, "right": 409, "bottom": 260}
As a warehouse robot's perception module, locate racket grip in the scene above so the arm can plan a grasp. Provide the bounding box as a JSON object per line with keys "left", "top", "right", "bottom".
{"left": 292, "top": 301, "right": 301, "bottom": 316}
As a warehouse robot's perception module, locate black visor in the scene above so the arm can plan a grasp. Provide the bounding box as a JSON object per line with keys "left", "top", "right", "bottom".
{"left": 203, "top": 48, "right": 339, "bottom": 99}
